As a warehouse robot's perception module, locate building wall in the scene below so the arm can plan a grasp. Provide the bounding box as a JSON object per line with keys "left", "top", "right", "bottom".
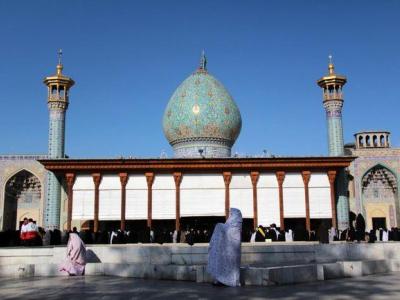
{"left": 348, "top": 147, "right": 400, "bottom": 230}
{"left": 0, "top": 156, "right": 47, "bottom": 230}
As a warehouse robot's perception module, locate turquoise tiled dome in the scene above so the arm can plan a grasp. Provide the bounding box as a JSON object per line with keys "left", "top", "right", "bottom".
{"left": 163, "top": 54, "right": 242, "bottom": 157}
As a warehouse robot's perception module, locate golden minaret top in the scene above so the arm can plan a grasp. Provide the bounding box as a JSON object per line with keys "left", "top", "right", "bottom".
{"left": 44, "top": 49, "right": 74, "bottom": 89}
{"left": 317, "top": 55, "right": 346, "bottom": 88}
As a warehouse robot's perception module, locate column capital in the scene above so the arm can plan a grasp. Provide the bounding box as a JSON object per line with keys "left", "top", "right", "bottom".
{"left": 173, "top": 172, "right": 183, "bottom": 187}
{"left": 223, "top": 172, "right": 232, "bottom": 186}
{"left": 65, "top": 173, "right": 75, "bottom": 187}
{"left": 92, "top": 173, "right": 102, "bottom": 187}
{"left": 301, "top": 171, "right": 311, "bottom": 186}
{"left": 145, "top": 172, "right": 155, "bottom": 187}
{"left": 276, "top": 171, "right": 286, "bottom": 185}
{"left": 250, "top": 171, "right": 259, "bottom": 186}
{"left": 327, "top": 170, "right": 337, "bottom": 184}
{"left": 119, "top": 172, "right": 128, "bottom": 187}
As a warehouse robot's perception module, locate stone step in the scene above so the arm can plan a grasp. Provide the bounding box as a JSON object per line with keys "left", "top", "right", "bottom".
{"left": 319, "top": 259, "right": 399, "bottom": 280}
{"left": 1, "top": 260, "right": 399, "bottom": 286}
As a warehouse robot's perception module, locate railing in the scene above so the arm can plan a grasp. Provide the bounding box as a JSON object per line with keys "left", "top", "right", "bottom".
{"left": 324, "top": 92, "right": 343, "bottom": 101}
{"left": 48, "top": 95, "right": 67, "bottom": 102}
{"left": 0, "top": 155, "right": 48, "bottom": 161}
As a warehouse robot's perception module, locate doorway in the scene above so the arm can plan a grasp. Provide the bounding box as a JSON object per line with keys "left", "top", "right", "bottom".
{"left": 372, "top": 217, "right": 386, "bottom": 230}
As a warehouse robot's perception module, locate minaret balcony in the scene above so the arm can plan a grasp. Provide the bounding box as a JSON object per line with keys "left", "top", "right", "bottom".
{"left": 323, "top": 92, "right": 343, "bottom": 101}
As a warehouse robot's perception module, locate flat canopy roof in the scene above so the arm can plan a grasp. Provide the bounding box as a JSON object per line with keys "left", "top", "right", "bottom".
{"left": 39, "top": 156, "right": 355, "bottom": 174}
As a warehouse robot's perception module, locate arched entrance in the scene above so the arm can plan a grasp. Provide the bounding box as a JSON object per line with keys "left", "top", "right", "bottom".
{"left": 3, "top": 170, "right": 42, "bottom": 230}
{"left": 361, "top": 165, "right": 398, "bottom": 230}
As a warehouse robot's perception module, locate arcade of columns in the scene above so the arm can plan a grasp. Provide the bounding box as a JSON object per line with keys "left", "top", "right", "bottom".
{"left": 60, "top": 166, "right": 342, "bottom": 233}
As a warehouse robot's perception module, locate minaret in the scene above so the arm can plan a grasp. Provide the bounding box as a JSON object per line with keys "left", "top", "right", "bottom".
{"left": 317, "top": 55, "right": 347, "bottom": 156}
{"left": 317, "top": 56, "right": 349, "bottom": 230}
{"left": 43, "top": 50, "right": 74, "bottom": 229}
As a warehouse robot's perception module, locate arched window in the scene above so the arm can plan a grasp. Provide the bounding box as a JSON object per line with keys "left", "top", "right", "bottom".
{"left": 359, "top": 136, "right": 364, "bottom": 148}
{"left": 366, "top": 135, "right": 371, "bottom": 147}
{"left": 373, "top": 135, "right": 378, "bottom": 147}
{"left": 51, "top": 85, "right": 57, "bottom": 95}
{"left": 362, "top": 165, "right": 397, "bottom": 203}
{"left": 59, "top": 86, "right": 65, "bottom": 97}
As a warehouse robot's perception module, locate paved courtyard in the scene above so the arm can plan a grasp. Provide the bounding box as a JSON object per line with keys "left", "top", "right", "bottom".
{"left": 1, "top": 272, "right": 400, "bottom": 300}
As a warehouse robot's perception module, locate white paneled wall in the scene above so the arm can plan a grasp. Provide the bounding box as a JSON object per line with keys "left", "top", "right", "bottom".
{"left": 230, "top": 174, "right": 253, "bottom": 218}
{"left": 73, "top": 175, "right": 94, "bottom": 219}
{"left": 283, "top": 173, "right": 305, "bottom": 218}
{"left": 152, "top": 175, "right": 175, "bottom": 219}
{"left": 99, "top": 175, "right": 121, "bottom": 220}
{"left": 309, "top": 173, "right": 332, "bottom": 218}
{"left": 258, "top": 174, "right": 280, "bottom": 226}
{"left": 126, "top": 175, "right": 147, "bottom": 219}
{"left": 181, "top": 174, "right": 225, "bottom": 217}
{"left": 70, "top": 172, "right": 333, "bottom": 222}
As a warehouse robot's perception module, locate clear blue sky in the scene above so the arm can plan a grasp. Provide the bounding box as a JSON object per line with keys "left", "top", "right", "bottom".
{"left": 0, "top": 1, "right": 399, "bottom": 158}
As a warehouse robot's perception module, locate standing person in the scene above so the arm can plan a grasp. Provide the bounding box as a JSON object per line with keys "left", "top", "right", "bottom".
{"left": 382, "top": 228, "right": 389, "bottom": 242}
{"left": 25, "top": 218, "right": 39, "bottom": 246}
{"left": 207, "top": 208, "right": 242, "bottom": 287}
{"left": 179, "top": 229, "right": 187, "bottom": 243}
{"left": 329, "top": 227, "right": 337, "bottom": 242}
{"left": 355, "top": 214, "right": 366, "bottom": 242}
{"left": 368, "top": 229, "right": 377, "bottom": 243}
{"left": 43, "top": 229, "right": 51, "bottom": 246}
{"left": 20, "top": 218, "right": 29, "bottom": 246}
{"left": 270, "top": 224, "right": 279, "bottom": 241}
{"left": 255, "top": 225, "right": 266, "bottom": 242}
{"left": 172, "top": 230, "right": 179, "bottom": 243}
{"left": 250, "top": 229, "right": 256, "bottom": 243}
{"left": 186, "top": 229, "right": 194, "bottom": 246}
{"left": 317, "top": 222, "right": 329, "bottom": 244}
{"left": 285, "top": 229, "right": 293, "bottom": 242}
{"left": 60, "top": 233, "right": 86, "bottom": 276}
{"left": 149, "top": 228, "right": 155, "bottom": 243}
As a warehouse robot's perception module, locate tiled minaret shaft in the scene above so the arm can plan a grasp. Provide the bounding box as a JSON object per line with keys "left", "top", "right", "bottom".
{"left": 43, "top": 51, "right": 74, "bottom": 229}
{"left": 317, "top": 57, "right": 349, "bottom": 230}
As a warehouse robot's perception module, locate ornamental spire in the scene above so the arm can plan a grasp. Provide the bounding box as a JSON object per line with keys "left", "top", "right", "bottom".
{"left": 199, "top": 50, "right": 207, "bottom": 71}
{"left": 57, "top": 49, "right": 63, "bottom": 76}
{"left": 328, "top": 54, "right": 334, "bottom": 75}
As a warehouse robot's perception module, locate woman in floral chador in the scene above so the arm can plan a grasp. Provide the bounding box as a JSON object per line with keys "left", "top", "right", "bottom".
{"left": 207, "top": 208, "right": 242, "bottom": 286}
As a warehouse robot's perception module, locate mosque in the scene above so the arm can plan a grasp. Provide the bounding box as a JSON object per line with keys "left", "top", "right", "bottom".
{"left": 0, "top": 52, "right": 397, "bottom": 235}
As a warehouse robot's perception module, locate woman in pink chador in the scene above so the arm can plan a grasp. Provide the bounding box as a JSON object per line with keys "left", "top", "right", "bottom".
{"left": 60, "top": 233, "right": 86, "bottom": 276}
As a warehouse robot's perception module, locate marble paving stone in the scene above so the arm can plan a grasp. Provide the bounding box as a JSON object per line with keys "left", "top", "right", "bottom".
{"left": 343, "top": 261, "right": 362, "bottom": 277}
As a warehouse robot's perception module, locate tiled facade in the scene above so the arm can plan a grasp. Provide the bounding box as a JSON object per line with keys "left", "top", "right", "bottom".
{"left": 347, "top": 135, "right": 400, "bottom": 230}
{"left": 163, "top": 55, "right": 241, "bottom": 158}
{"left": 0, "top": 156, "right": 47, "bottom": 230}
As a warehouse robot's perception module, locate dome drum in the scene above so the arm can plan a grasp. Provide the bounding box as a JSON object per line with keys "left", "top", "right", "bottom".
{"left": 172, "top": 137, "right": 233, "bottom": 158}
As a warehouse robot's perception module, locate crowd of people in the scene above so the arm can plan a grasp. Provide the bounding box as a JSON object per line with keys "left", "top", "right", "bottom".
{"left": 1, "top": 213, "right": 400, "bottom": 247}
{"left": 19, "top": 217, "right": 43, "bottom": 246}
{"left": 249, "top": 222, "right": 400, "bottom": 244}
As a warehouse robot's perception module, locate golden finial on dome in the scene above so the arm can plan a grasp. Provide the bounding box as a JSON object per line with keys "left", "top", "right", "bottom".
{"left": 328, "top": 54, "right": 334, "bottom": 75}
{"left": 56, "top": 49, "right": 63, "bottom": 76}
{"left": 199, "top": 50, "right": 207, "bottom": 71}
